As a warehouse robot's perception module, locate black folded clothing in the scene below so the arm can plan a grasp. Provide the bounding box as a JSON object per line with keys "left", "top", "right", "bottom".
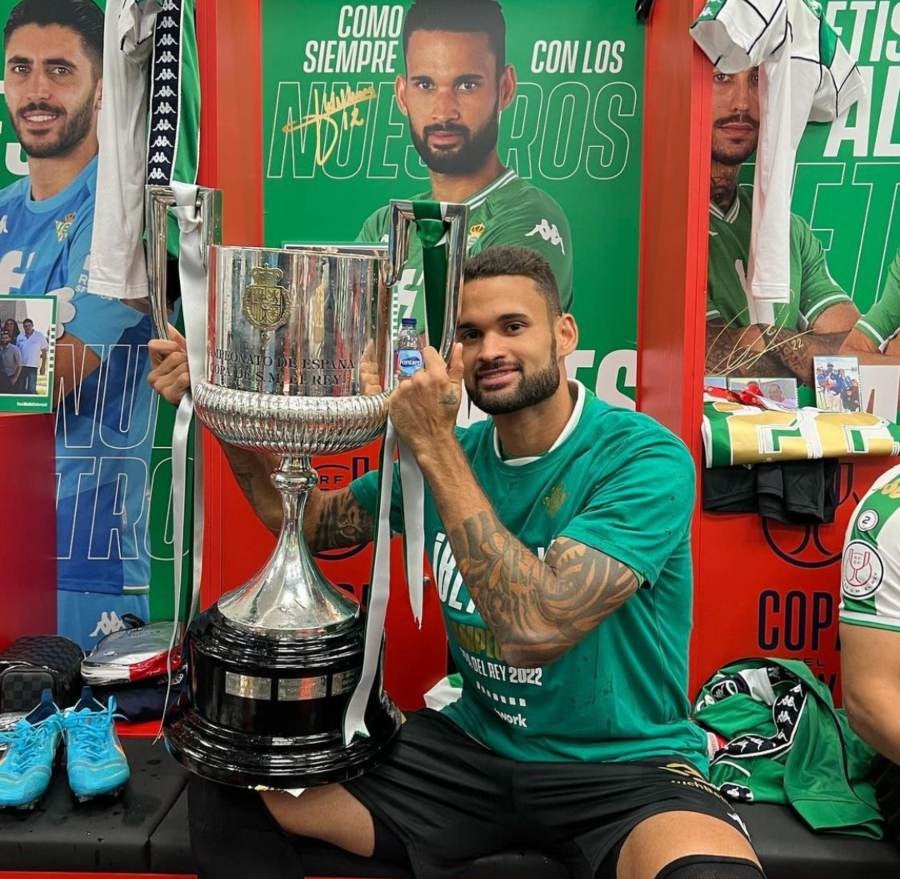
{"left": 703, "top": 459, "right": 839, "bottom": 524}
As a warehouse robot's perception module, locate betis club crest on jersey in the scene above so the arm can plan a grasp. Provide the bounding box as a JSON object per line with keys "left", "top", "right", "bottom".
{"left": 242, "top": 265, "right": 290, "bottom": 331}
{"left": 55, "top": 212, "right": 76, "bottom": 242}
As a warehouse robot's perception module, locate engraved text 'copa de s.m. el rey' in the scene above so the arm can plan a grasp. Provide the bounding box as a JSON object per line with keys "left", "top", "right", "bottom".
{"left": 212, "top": 350, "right": 357, "bottom": 387}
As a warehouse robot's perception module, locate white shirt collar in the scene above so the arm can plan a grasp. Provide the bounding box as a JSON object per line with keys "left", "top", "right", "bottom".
{"left": 492, "top": 381, "right": 586, "bottom": 466}
{"left": 709, "top": 192, "right": 741, "bottom": 224}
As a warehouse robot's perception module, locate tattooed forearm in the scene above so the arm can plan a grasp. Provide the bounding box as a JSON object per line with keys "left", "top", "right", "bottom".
{"left": 448, "top": 511, "right": 638, "bottom": 668}
{"left": 308, "top": 490, "right": 374, "bottom": 552}
{"left": 706, "top": 322, "right": 851, "bottom": 382}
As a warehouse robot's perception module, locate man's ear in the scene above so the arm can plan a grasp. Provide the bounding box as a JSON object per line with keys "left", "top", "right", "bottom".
{"left": 94, "top": 77, "right": 103, "bottom": 111}
{"left": 556, "top": 313, "right": 578, "bottom": 360}
{"left": 498, "top": 64, "right": 517, "bottom": 113}
{"left": 395, "top": 75, "right": 408, "bottom": 117}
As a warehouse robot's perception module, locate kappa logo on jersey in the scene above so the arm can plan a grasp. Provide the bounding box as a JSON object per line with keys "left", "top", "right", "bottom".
{"left": 842, "top": 541, "right": 885, "bottom": 599}
{"left": 527, "top": 219, "right": 566, "bottom": 254}
{"left": 90, "top": 611, "right": 128, "bottom": 639}
{"left": 55, "top": 212, "right": 76, "bottom": 242}
{"left": 857, "top": 509, "right": 879, "bottom": 533}
{"left": 147, "top": 0, "right": 183, "bottom": 187}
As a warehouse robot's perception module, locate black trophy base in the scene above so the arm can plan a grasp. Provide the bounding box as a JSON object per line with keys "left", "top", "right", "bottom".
{"left": 164, "top": 605, "right": 402, "bottom": 790}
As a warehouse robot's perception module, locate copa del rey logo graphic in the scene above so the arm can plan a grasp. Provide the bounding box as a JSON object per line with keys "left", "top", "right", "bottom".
{"left": 527, "top": 219, "right": 566, "bottom": 254}
{"left": 842, "top": 541, "right": 885, "bottom": 598}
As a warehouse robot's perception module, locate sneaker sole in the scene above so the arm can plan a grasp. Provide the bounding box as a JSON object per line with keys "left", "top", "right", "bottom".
{"left": 74, "top": 783, "right": 126, "bottom": 803}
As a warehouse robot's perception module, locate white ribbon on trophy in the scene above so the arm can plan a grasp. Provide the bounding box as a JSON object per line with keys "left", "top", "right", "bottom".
{"left": 145, "top": 183, "right": 220, "bottom": 733}
{"left": 342, "top": 200, "right": 463, "bottom": 744}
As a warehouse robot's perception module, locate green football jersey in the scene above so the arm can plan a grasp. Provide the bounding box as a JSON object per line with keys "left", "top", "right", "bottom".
{"left": 357, "top": 169, "right": 573, "bottom": 340}
{"left": 351, "top": 383, "right": 708, "bottom": 767}
{"left": 856, "top": 250, "right": 900, "bottom": 350}
{"left": 694, "top": 658, "right": 881, "bottom": 838}
{"left": 840, "top": 464, "right": 900, "bottom": 632}
{"left": 707, "top": 187, "right": 850, "bottom": 329}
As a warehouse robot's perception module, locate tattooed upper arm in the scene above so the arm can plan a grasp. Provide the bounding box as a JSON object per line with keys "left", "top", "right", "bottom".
{"left": 449, "top": 508, "right": 640, "bottom": 667}
{"left": 308, "top": 488, "right": 375, "bottom": 553}
{"left": 537, "top": 536, "right": 640, "bottom": 655}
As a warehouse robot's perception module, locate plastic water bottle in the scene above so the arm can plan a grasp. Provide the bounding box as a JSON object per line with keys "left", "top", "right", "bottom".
{"left": 395, "top": 317, "right": 423, "bottom": 381}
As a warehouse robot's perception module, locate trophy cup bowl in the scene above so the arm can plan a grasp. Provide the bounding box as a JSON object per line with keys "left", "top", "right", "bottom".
{"left": 164, "top": 242, "right": 404, "bottom": 789}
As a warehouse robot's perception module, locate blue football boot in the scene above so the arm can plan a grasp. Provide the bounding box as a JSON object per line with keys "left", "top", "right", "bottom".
{"left": 62, "top": 687, "right": 130, "bottom": 802}
{"left": 0, "top": 689, "right": 62, "bottom": 808}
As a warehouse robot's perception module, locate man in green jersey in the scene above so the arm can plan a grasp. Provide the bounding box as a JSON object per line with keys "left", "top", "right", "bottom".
{"left": 704, "top": 67, "right": 860, "bottom": 384}
{"left": 839, "top": 463, "right": 900, "bottom": 839}
{"left": 840, "top": 248, "right": 900, "bottom": 366}
{"left": 155, "top": 247, "right": 763, "bottom": 879}
{"left": 357, "top": 0, "right": 574, "bottom": 324}
{"left": 840, "top": 463, "right": 900, "bottom": 762}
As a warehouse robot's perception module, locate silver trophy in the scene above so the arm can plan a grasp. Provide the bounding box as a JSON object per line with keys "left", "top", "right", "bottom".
{"left": 147, "top": 187, "right": 468, "bottom": 788}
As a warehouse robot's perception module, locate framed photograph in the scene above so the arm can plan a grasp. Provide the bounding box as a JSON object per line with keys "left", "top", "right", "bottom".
{"left": 0, "top": 295, "right": 58, "bottom": 414}
{"left": 813, "top": 355, "right": 862, "bottom": 413}
{"left": 727, "top": 376, "right": 799, "bottom": 410}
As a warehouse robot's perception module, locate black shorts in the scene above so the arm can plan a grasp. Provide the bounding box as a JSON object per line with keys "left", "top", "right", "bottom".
{"left": 343, "top": 710, "right": 752, "bottom": 879}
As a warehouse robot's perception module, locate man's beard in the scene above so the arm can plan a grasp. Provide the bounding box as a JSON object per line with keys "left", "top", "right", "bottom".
{"left": 13, "top": 96, "right": 95, "bottom": 159}
{"left": 711, "top": 113, "right": 758, "bottom": 166}
{"left": 410, "top": 108, "right": 499, "bottom": 175}
{"left": 466, "top": 345, "right": 561, "bottom": 415}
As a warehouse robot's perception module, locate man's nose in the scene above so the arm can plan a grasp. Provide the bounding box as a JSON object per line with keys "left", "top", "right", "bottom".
{"left": 477, "top": 331, "right": 506, "bottom": 364}
{"left": 24, "top": 68, "right": 52, "bottom": 102}
{"left": 731, "top": 77, "right": 753, "bottom": 111}
{"left": 431, "top": 87, "right": 461, "bottom": 123}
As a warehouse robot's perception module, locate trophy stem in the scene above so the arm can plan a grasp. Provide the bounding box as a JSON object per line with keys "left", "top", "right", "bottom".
{"left": 272, "top": 455, "right": 317, "bottom": 540}
{"left": 216, "top": 455, "right": 360, "bottom": 634}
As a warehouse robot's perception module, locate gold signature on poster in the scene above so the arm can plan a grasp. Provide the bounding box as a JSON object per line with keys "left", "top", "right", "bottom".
{"left": 282, "top": 85, "right": 377, "bottom": 166}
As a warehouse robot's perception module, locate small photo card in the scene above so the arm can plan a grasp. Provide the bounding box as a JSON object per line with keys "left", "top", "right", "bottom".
{"left": 813, "top": 355, "right": 861, "bottom": 413}
{"left": 0, "top": 295, "right": 58, "bottom": 414}
{"left": 727, "top": 376, "right": 799, "bottom": 410}
{"left": 704, "top": 375, "right": 728, "bottom": 389}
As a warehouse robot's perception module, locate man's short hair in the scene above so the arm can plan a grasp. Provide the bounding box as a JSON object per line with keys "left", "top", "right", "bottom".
{"left": 463, "top": 246, "right": 562, "bottom": 317}
{"left": 403, "top": 0, "right": 506, "bottom": 74}
{"left": 22, "top": 318, "right": 33, "bottom": 325}
{"left": 4, "top": 0, "right": 104, "bottom": 73}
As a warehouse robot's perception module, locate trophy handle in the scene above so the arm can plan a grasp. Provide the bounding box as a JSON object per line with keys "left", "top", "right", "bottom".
{"left": 386, "top": 200, "right": 468, "bottom": 362}
{"left": 145, "top": 185, "right": 223, "bottom": 341}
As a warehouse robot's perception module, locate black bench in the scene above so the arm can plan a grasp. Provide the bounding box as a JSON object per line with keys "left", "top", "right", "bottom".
{"left": 1, "top": 738, "right": 898, "bottom": 877}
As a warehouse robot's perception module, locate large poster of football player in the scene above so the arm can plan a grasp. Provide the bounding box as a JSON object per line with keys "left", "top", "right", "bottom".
{"left": 0, "top": 0, "right": 199, "bottom": 647}
{"left": 263, "top": 0, "right": 646, "bottom": 414}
